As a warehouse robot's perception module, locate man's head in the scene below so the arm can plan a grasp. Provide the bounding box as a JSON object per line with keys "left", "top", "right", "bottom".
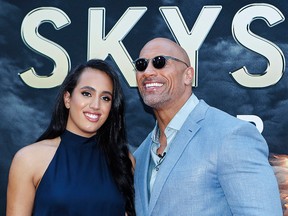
{"left": 135, "top": 37, "right": 194, "bottom": 111}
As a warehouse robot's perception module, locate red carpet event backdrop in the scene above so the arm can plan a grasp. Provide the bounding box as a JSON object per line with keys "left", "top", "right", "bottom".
{"left": 1, "top": 0, "right": 288, "bottom": 214}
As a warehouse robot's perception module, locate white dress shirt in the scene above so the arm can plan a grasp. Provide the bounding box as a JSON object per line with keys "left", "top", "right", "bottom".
{"left": 148, "top": 94, "right": 199, "bottom": 196}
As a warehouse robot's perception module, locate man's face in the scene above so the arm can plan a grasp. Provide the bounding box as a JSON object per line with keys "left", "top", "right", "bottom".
{"left": 135, "top": 39, "right": 192, "bottom": 110}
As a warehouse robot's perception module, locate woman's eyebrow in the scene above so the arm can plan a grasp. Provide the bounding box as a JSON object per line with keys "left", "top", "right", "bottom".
{"left": 80, "top": 86, "right": 95, "bottom": 91}
{"left": 80, "top": 86, "right": 112, "bottom": 96}
{"left": 102, "top": 90, "right": 113, "bottom": 96}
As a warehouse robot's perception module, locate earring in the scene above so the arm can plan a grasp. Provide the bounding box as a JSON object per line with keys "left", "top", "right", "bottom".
{"left": 65, "top": 101, "right": 70, "bottom": 109}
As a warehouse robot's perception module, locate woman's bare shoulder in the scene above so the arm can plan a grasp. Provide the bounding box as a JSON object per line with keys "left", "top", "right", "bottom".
{"left": 11, "top": 137, "right": 61, "bottom": 175}
{"left": 13, "top": 137, "right": 60, "bottom": 163}
{"left": 6, "top": 137, "right": 61, "bottom": 215}
{"left": 9, "top": 137, "right": 61, "bottom": 187}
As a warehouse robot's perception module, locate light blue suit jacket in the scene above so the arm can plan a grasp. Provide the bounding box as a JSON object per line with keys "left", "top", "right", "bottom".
{"left": 134, "top": 100, "right": 282, "bottom": 216}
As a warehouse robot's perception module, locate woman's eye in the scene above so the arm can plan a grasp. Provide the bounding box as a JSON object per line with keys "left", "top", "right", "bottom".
{"left": 82, "top": 91, "right": 91, "bottom": 97}
{"left": 101, "top": 96, "right": 111, "bottom": 102}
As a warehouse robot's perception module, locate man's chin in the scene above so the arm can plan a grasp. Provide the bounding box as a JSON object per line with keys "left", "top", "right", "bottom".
{"left": 143, "top": 98, "right": 165, "bottom": 109}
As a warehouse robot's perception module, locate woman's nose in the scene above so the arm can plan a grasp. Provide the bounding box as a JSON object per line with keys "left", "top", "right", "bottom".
{"left": 89, "top": 98, "right": 100, "bottom": 109}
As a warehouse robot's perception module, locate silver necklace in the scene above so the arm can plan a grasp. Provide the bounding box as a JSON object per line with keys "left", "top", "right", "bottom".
{"left": 155, "top": 152, "right": 166, "bottom": 171}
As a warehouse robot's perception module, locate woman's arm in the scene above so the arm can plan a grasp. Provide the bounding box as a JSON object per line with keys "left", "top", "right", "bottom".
{"left": 7, "top": 138, "right": 60, "bottom": 216}
{"left": 6, "top": 147, "right": 37, "bottom": 216}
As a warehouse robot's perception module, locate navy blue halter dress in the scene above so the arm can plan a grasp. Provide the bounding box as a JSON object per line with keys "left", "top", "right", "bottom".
{"left": 33, "top": 130, "right": 125, "bottom": 215}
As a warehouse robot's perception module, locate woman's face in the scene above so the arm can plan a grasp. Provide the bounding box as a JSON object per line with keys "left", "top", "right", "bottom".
{"left": 64, "top": 68, "right": 113, "bottom": 137}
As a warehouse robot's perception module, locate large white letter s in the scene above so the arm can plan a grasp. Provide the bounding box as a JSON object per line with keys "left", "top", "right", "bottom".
{"left": 20, "top": 7, "right": 71, "bottom": 88}
{"left": 231, "top": 3, "right": 285, "bottom": 88}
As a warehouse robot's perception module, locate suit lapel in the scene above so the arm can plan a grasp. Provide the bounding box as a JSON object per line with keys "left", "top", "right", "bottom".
{"left": 148, "top": 100, "right": 208, "bottom": 215}
{"left": 135, "top": 136, "right": 152, "bottom": 215}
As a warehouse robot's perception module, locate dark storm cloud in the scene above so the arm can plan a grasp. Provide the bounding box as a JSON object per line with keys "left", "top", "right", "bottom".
{"left": 0, "top": 56, "right": 55, "bottom": 147}
{"left": 0, "top": 1, "right": 62, "bottom": 153}
{"left": 124, "top": 87, "right": 155, "bottom": 150}
{"left": 0, "top": 1, "right": 20, "bottom": 47}
{"left": 195, "top": 36, "right": 288, "bottom": 154}
{"left": 161, "top": 0, "right": 176, "bottom": 4}
{"left": 0, "top": 0, "right": 19, "bottom": 22}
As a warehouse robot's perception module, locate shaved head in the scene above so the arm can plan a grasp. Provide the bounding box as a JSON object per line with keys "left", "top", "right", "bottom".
{"left": 139, "top": 37, "right": 190, "bottom": 66}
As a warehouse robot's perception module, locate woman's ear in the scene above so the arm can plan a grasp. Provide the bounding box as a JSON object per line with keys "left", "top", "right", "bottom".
{"left": 63, "top": 91, "right": 71, "bottom": 109}
{"left": 184, "top": 66, "right": 194, "bottom": 86}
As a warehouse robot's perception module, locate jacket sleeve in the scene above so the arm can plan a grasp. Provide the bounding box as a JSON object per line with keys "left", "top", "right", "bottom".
{"left": 217, "top": 122, "right": 282, "bottom": 216}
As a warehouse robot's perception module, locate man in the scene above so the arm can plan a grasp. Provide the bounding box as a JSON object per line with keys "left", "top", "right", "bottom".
{"left": 133, "top": 37, "right": 282, "bottom": 216}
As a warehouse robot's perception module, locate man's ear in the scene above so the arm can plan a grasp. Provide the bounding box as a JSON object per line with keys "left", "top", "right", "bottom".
{"left": 63, "top": 91, "right": 71, "bottom": 109}
{"left": 184, "top": 67, "right": 194, "bottom": 85}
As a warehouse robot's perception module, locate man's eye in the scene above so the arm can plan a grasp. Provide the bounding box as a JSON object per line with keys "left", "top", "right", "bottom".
{"left": 102, "top": 96, "right": 111, "bottom": 102}
{"left": 82, "top": 91, "right": 91, "bottom": 97}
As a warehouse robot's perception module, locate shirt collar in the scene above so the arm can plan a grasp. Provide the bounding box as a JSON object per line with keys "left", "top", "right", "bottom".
{"left": 151, "top": 94, "right": 199, "bottom": 141}
{"left": 168, "top": 93, "right": 199, "bottom": 130}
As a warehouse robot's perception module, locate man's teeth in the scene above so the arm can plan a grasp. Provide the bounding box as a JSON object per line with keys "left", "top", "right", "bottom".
{"left": 145, "top": 83, "right": 163, "bottom": 88}
{"left": 85, "top": 113, "right": 99, "bottom": 119}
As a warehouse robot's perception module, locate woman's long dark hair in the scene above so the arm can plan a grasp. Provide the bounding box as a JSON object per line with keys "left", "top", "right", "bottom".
{"left": 37, "top": 59, "right": 135, "bottom": 216}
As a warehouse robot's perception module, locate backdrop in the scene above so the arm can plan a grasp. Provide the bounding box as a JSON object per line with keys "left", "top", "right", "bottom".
{"left": 1, "top": 0, "right": 288, "bottom": 214}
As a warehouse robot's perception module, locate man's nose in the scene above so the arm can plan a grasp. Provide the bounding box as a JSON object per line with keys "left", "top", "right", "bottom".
{"left": 142, "top": 61, "right": 157, "bottom": 76}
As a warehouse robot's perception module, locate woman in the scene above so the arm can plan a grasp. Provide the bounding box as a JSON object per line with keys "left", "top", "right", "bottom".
{"left": 7, "top": 59, "right": 135, "bottom": 215}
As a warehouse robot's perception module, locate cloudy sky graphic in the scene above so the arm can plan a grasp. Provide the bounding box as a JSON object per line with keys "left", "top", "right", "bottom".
{"left": 0, "top": 0, "right": 288, "bottom": 213}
